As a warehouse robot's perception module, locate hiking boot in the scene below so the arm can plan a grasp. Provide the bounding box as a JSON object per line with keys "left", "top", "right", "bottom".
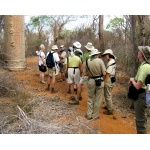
{"left": 68, "top": 100, "right": 79, "bottom": 105}
{"left": 79, "top": 96, "right": 82, "bottom": 101}
{"left": 84, "top": 114, "right": 92, "bottom": 120}
{"left": 67, "top": 89, "right": 71, "bottom": 94}
{"left": 69, "top": 96, "right": 76, "bottom": 101}
{"left": 51, "top": 87, "right": 55, "bottom": 93}
{"left": 103, "top": 110, "right": 113, "bottom": 115}
{"left": 102, "top": 106, "right": 108, "bottom": 110}
{"left": 45, "top": 84, "right": 50, "bottom": 91}
{"left": 92, "top": 116, "right": 100, "bottom": 120}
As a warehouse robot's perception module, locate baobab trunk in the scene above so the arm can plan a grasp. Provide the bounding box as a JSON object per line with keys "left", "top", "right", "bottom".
{"left": 4, "top": 15, "right": 26, "bottom": 70}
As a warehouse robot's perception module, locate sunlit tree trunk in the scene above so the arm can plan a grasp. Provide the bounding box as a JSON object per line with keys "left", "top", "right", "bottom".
{"left": 4, "top": 15, "right": 26, "bottom": 70}
{"left": 99, "top": 15, "right": 105, "bottom": 52}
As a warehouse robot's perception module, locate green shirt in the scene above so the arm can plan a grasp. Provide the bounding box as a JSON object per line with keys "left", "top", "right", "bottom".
{"left": 64, "top": 55, "right": 81, "bottom": 67}
{"left": 82, "top": 52, "right": 91, "bottom": 62}
{"left": 135, "top": 61, "right": 150, "bottom": 89}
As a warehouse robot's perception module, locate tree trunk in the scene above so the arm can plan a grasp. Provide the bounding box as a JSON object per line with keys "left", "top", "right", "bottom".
{"left": 4, "top": 15, "right": 26, "bottom": 70}
{"left": 99, "top": 15, "right": 105, "bottom": 52}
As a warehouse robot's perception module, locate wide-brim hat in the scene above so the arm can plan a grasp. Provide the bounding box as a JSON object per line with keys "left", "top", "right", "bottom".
{"left": 138, "top": 46, "right": 150, "bottom": 63}
{"left": 90, "top": 49, "right": 101, "bottom": 57}
{"left": 52, "top": 45, "right": 58, "bottom": 50}
{"left": 60, "top": 45, "right": 64, "bottom": 48}
{"left": 85, "top": 42, "right": 94, "bottom": 51}
{"left": 73, "top": 41, "right": 81, "bottom": 49}
{"left": 102, "top": 49, "right": 116, "bottom": 59}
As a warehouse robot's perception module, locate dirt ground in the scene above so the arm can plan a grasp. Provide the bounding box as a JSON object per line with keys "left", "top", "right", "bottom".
{"left": 0, "top": 56, "right": 150, "bottom": 134}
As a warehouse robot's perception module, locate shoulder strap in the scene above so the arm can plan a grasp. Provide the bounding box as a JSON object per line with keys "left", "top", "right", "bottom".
{"left": 106, "top": 62, "right": 116, "bottom": 69}
{"left": 86, "top": 59, "right": 93, "bottom": 75}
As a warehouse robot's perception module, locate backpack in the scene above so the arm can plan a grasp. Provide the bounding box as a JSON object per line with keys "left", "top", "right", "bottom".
{"left": 46, "top": 51, "right": 55, "bottom": 68}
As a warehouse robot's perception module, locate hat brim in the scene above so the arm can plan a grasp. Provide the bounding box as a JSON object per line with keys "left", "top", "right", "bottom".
{"left": 138, "top": 46, "right": 150, "bottom": 63}
{"left": 90, "top": 52, "right": 101, "bottom": 57}
{"left": 102, "top": 52, "right": 116, "bottom": 59}
{"left": 85, "top": 45, "right": 94, "bottom": 51}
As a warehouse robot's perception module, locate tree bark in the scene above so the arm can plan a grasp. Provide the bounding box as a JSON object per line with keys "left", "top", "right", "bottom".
{"left": 99, "top": 15, "right": 105, "bottom": 52}
{"left": 4, "top": 15, "right": 26, "bottom": 70}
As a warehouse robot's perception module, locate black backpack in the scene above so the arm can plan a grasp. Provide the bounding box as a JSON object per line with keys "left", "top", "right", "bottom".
{"left": 46, "top": 51, "right": 55, "bottom": 68}
{"left": 145, "top": 73, "right": 150, "bottom": 85}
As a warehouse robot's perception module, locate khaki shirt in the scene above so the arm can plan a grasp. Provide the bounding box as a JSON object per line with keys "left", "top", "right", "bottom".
{"left": 59, "top": 50, "right": 67, "bottom": 63}
{"left": 135, "top": 61, "right": 150, "bottom": 89}
{"left": 84, "top": 58, "right": 106, "bottom": 77}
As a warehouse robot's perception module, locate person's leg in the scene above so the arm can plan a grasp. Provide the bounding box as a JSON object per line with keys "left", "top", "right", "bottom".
{"left": 41, "top": 72, "right": 45, "bottom": 83}
{"left": 134, "top": 93, "right": 147, "bottom": 134}
{"left": 92, "top": 82, "right": 104, "bottom": 119}
{"left": 86, "top": 79, "right": 95, "bottom": 119}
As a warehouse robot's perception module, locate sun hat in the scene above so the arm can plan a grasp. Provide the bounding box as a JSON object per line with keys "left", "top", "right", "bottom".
{"left": 90, "top": 49, "right": 101, "bottom": 57}
{"left": 60, "top": 45, "right": 64, "bottom": 48}
{"left": 138, "top": 46, "right": 150, "bottom": 63}
{"left": 85, "top": 42, "right": 94, "bottom": 51}
{"left": 73, "top": 41, "right": 81, "bottom": 49}
{"left": 102, "top": 49, "right": 116, "bottom": 59}
{"left": 51, "top": 45, "right": 58, "bottom": 50}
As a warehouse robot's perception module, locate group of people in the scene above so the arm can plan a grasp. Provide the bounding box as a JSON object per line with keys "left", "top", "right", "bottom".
{"left": 37, "top": 42, "right": 150, "bottom": 134}
{"left": 37, "top": 42, "right": 116, "bottom": 117}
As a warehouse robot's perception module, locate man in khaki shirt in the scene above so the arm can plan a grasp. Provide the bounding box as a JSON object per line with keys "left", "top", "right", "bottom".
{"left": 84, "top": 49, "right": 106, "bottom": 120}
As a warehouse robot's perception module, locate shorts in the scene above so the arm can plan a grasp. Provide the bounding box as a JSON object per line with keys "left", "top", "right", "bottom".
{"left": 67, "top": 68, "right": 80, "bottom": 84}
{"left": 39, "top": 65, "right": 47, "bottom": 72}
{"left": 59, "top": 63, "right": 64, "bottom": 73}
{"left": 48, "top": 67, "right": 60, "bottom": 76}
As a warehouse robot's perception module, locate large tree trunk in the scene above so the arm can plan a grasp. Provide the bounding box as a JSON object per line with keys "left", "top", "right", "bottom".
{"left": 4, "top": 15, "right": 26, "bottom": 70}
{"left": 99, "top": 15, "right": 105, "bottom": 52}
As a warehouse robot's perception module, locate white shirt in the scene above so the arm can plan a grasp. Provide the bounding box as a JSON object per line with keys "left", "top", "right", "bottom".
{"left": 38, "top": 50, "right": 45, "bottom": 66}
{"left": 46, "top": 50, "right": 60, "bottom": 67}
{"left": 106, "top": 59, "right": 116, "bottom": 76}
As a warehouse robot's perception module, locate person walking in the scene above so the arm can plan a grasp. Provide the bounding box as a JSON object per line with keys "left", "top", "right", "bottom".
{"left": 37, "top": 44, "right": 47, "bottom": 84}
{"left": 129, "top": 46, "right": 150, "bottom": 134}
{"left": 58, "top": 45, "right": 67, "bottom": 82}
{"left": 84, "top": 49, "right": 106, "bottom": 120}
{"left": 46, "top": 45, "right": 60, "bottom": 93}
{"left": 102, "top": 49, "right": 116, "bottom": 115}
{"left": 64, "top": 47, "right": 82, "bottom": 105}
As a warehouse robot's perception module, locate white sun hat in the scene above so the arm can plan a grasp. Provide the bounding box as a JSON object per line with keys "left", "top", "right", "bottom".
{"left": 51, "top": 45, "right": 58, "bottom": 50}
{"left": 102, "top": 49, "right": 116, "bottom": 59}
{"left": 73, "top": 41, "right": 81, "bottom": 49}
{"left": 90, "top": 49, "right": 101, "bottom": 57}
{"left": 85, "top": 42, "right": 94, "bottom": 51}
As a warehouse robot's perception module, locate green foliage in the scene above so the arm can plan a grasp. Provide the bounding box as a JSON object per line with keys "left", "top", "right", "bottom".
{"left": 106, "top": 17, "right": 124, "bottom": 30}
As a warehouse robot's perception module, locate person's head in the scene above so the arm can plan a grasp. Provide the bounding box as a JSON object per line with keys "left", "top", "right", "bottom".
{"left": 73, "top": 41, "right": 81, "bottom": 49}
{"left": 51, "top": 45, "right": 58, "bottom": 51}
{"left": 138, "top": 46, "right": 150, "bottom": 63}
{"left": 68, "top": 47, "right": 74, "bottom": 56}
{"left": 102, "top": 49, "right": 116, "bottom": 61}
{"left": 60, "top": 45, "right": 65, "bottom": 51}
{"left": 90, "top": 49, "right": 101, "bottom": 58}
{"left": 40, "top": 44, "right": 45, "bottom": 51}
{"left": 85, "top": 42, "right": 94, "bottom": 52}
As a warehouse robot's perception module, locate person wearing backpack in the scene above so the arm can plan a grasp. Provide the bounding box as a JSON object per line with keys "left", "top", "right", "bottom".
{"left": 37, "top": 44, "right": 47, "bottom": 84}
{"left": 129, "top": 46, "right": 150, "bottom": 134}
{"left": 45, "top": 45, "right": 60, "bottom": 93}
{"left": 102, "top": 49, "right": 116, "bottom": 115}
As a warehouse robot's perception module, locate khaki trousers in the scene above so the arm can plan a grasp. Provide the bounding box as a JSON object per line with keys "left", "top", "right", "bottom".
{"left": 134, "top": 92, "right": 147, "bottom": 134}
{"left": 87, "top": 78, "right": 104, "bottom": 118}
{"left": 104, "top": 78, "right": 114, "bottom": 111}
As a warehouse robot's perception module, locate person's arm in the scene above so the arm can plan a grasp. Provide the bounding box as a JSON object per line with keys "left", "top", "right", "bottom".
{"left": 130, "top": 78, "right": 143, "bottom": 90}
